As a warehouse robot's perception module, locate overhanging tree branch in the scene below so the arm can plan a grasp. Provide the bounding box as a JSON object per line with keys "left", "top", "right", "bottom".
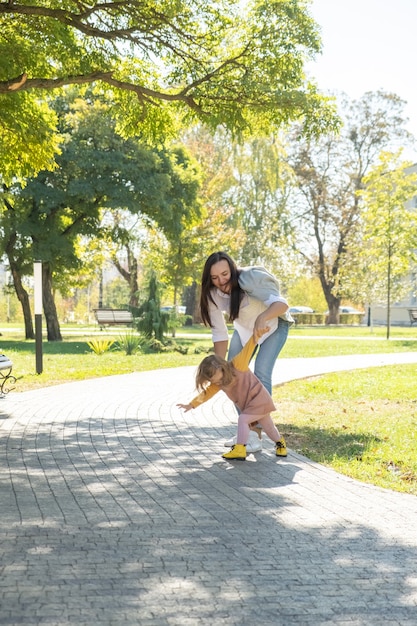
{"left": 0, "top": 71, "right": 208, "bottom": 113}
{"left": 3, "top": 72, "right": 28, "bottom": 91}
{"left": 1, "top": 0, "right": 339, "bottom": 184}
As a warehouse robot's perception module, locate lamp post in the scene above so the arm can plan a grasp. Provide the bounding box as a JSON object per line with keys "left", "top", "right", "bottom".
{"left": 5, "top": 270, "right": 10, "bottom": 323}
{"left": 34, "top": 261, "right": 43, "bottom": 374}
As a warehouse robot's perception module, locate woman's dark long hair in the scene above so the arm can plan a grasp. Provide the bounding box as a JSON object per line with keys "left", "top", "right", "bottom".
{"left": 200, "top": 251, "right": 243, "bottom": 326}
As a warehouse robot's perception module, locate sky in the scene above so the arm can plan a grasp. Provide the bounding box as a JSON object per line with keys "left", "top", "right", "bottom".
{"left": 306, "top": 0, "right": 417, "bottom": 161}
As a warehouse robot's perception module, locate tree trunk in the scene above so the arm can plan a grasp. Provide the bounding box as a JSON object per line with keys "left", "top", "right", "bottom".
{"left": 9, "top": 262, "right": 35, "bottom": 339}
{"left": 128, "top": 254, "right": 139, "bottom": 308}
{"left": 326, "top": 305, "right": 340, "bottom": 325}
{"left": 4, "top": 231, "right": 35, "bottom": 339}
{"left": 183, "top": 282, "right": 200, "bottom": 323}
{"left": 42, "top": 264, "right": 62, "bottom": 341}
{"left": 112, "top": 244, "right": 139, "bottom": 308}
{"left": 323, "top": 289, "right": 341, "bottom": 325}
{"left": 318, "top": 270, "right": 341, "bottom": 324}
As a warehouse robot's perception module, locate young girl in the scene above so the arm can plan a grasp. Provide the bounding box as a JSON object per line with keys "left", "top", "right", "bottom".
{"left": 177, "top": 334, "right": 287, "bottom": 461}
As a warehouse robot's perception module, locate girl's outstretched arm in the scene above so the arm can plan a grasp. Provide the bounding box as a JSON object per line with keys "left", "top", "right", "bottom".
{"left": 177, "top": 383, "right": 221, "bottom": 412}
{"left": 177, "top": 403, "right": 194, "bottom": 412}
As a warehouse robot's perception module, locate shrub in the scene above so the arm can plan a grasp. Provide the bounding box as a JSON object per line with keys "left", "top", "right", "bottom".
{"left": 87, "top": 338, "right": 115, "bottom": 355}
{"left": 116, "top": 332, "right": 143, "bottom": 356}
{"left": 135, "top": 272, "right": 169, "bottom": 340}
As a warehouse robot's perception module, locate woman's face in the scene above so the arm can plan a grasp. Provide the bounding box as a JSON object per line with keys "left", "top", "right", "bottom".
{"left": 210, "top": 260, "right": 231, "bottom": 294}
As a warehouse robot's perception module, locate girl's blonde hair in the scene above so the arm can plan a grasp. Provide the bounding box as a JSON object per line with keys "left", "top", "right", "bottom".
{"left": 195, "top": 354, "right": 235, "bottom": 392}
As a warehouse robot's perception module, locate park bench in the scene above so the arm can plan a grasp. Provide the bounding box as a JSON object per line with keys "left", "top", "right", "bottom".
{"left": 94, "top": 308, "right": 134, "bottom": 330}
{"left": 0, "top": 354, "right": 16, "bottom": 397}
{"left": 408, "top": 308, "right": 417, "bottom": 326}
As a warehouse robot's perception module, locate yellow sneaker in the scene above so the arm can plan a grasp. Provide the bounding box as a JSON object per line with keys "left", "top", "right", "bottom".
{"left": 275, "top": 437, "right": 287, "bottom": 457}
{"left": 222, "top": 444, "right": 247, "bottom": 461}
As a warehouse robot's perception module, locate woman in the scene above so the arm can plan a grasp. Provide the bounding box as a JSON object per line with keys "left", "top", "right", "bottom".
{"left": 200, "top": 251, "right": 293, "bottom": 450}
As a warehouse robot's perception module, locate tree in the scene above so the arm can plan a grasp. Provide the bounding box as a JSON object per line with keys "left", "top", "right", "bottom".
{"left": 136, "top": 271, "right": 168, "bottom": 342}
{"left": 287, "top": 91, "right": 414, "bottom": 324}
{"left": 222, "top": 135, "right": 294, "bottom": 267}
{"left": 0, "top": 94, "right": 60, "bottom": 184}
{"left": 105, "top": 212, "right": 142, "bottom": 309}
{"left": 140, "top": 125, "right": 247, "bottom": 321}
{"left": 2, "top": 95, "right": 201, "bottom": 340}
{"left": 100, "top": 141, "right": 201, "bottom": 309}
{"left": 286, "top": 274, "right": 327, "bottom": 312}
{"left": 181, "top": 126, "right": 246, "bottom": 261}
{"left": 158, "top": 129, "right": 295, "bottom": 315}
{"left": 1, "top": 199, "right": 35, "bottom": 339}
{"left": 357, "top": 151, "right": 417, "bottom": 339}
{"left": 0, "top": 0, "right": 338, "bottom": 181}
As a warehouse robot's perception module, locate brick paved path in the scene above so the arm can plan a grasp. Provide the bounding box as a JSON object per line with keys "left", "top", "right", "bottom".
{"left": 1, "top": 357, "right": 417, "bottom": 625}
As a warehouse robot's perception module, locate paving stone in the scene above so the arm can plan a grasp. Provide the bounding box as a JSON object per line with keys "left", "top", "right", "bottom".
{"left": 1, "top": 355, "right": 417, "bottom": 624}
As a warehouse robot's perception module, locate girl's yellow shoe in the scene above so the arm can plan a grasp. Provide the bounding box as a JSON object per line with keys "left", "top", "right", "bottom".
{"left": 222, "top": 444, "right": 247, "bottom": 460}
{"left": 275, "top": 437, "right": 287, "bottom": 457}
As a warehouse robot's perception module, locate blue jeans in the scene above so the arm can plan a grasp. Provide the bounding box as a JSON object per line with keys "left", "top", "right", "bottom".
{"left": 227, "top": 319, "right": 290, "bottom": 394}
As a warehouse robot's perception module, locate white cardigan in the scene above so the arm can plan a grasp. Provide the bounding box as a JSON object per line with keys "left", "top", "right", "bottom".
{"left": 208, "top": 266, "right": 293, "bottom": 344}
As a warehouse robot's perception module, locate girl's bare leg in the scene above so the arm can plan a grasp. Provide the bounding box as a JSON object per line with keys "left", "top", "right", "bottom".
{"left": 256, "top": 414, "right": 281, "bottom": 443}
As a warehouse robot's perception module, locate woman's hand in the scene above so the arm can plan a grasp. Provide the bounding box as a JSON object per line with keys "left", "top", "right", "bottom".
{"left": 177, "top": 403, "right": 193, "bottom": 412}
{"left": 253, "top": 313, "right": 270, "bottom": 341}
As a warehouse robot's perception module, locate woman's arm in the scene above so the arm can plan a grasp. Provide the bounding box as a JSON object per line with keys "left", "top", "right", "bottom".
{"left": 214, "top": 340, "right": 228, "bottom": 358}
{"left": 254, "top": 301, "right": 289, "bottom": 337}
{"left": 209, "top": 299, "right": 230, "bottom": 348}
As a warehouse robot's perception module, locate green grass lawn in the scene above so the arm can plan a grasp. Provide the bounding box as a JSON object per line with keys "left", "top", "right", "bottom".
{"left": 273, "top": 364, "right": 417, "bottom": 496}
{"left": 1, "top": 322, "right": 417, "bottom": 495}
{"left": 0, "top": 328, "right": 214, "bottom": 391}
{"left": 1, "top": 322, "right": 416, "bottom": 392}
